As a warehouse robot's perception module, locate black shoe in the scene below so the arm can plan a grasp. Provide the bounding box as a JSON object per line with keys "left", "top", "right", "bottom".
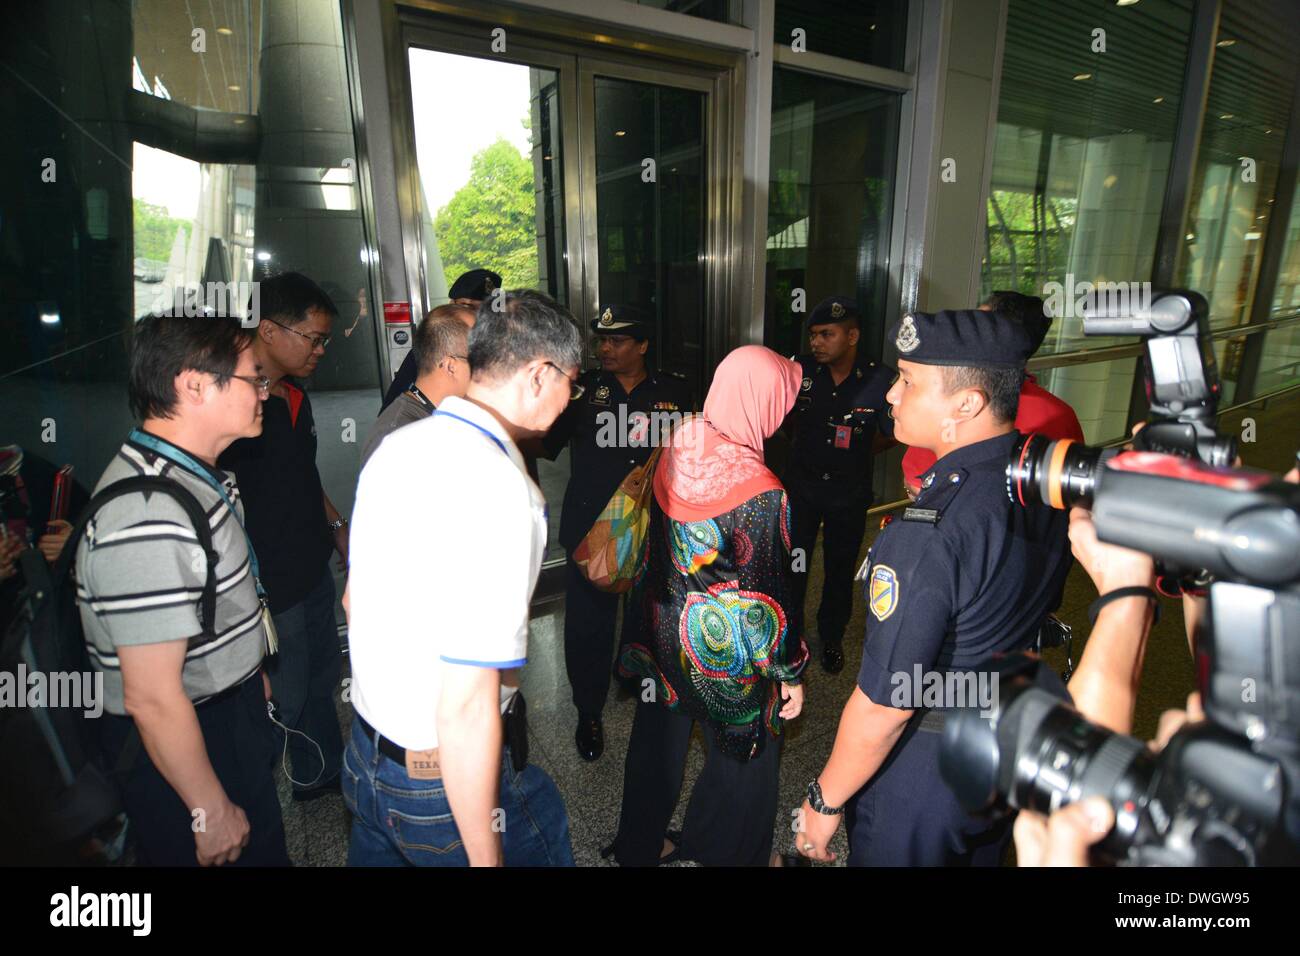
{"left": 821, "top": 644, "right": 844, "bottom": 675}
{"left": 575, "top": 713, "right": 604, "bottom": 761}
{"left": 292, "top": 775, "right": 341, "bottom": 803}
{"left": 600, "top": 829, "right": 681, "bottom": 865}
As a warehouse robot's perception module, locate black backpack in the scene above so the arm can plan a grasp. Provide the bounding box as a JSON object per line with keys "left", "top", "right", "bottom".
{"left": 0, "top": 476, "right": 218, "bottom": 863}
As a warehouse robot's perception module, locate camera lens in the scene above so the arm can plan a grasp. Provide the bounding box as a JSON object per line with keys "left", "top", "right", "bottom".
{"left": 1006, "top": 433, "right": 1107, "bottom": 510}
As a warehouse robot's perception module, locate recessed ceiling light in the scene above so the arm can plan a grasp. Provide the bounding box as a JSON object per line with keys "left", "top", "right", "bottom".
{"left": 614, "top": 130, "right": 626, "bottom": 137}
{"left": 1216, "top": 38, "right": 1236, "bottom": 47}
{"left": 228, "top": 84, "right": 241, "bottom": 92}
{"left": 1073, "top": 73, "right": 1092, "bottom": 81}
{"left": 1152, "top": 96, "right": 1164, "bottom": 103}
{"left": 1185, "top": 233, "right": 1195, "bottom": 240}
{"left": 1116, "top": 0, "right": 1140, "bottom": 6}
{"left": 216, "top": 27, "right": 234, "bottom": 36}
{"left": 1220, "top": 113, "right": 1233, "bottom": 119}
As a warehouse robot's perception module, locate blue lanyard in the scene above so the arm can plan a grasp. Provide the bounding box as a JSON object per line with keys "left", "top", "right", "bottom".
{"left": 128, "top": 428, "right": 267, "bottom": 602}
{"left": 431, "top": 409, "right": 509, "bottom": 457}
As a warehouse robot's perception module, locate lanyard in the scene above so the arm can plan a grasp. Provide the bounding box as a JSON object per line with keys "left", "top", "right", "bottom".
{"left": 406, "top": 382, "right": 436, "bottom": 414}
{"left": 128, "top": 428, "right": 267, "bottom": 603}
{"left": 431, "top": 409, "right": 509, "bottom": 458}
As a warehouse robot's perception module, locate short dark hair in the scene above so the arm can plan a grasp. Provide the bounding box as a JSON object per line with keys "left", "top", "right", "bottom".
{"left": 985, "top": 290, "right": 1050, "bottom": 353}
{"left": 129, "top": 314, "right": 253, "bottom": 421}
{"left": 940, "top": 364, "right": 1024, "bottom": 424}
{"left": 253, "top": 271, "right": 339, "bottom": 326}
{"left": 413, "top": 304, "right": 473, "bottom": 376}
{"left": 468, "top": 290, "right": 581, "bottom": 383}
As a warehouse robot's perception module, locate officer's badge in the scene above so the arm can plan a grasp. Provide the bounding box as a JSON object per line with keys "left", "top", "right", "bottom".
{"left": 831, "top": 301, "right": 845, "bottom": 319}
{"left": 592, "top": 385, "right": 611, "bottom": 405}
{"left": 800, "top": 377, "right": 812, "bottom": 392}
{"left": 599, "top": 307, "right": 614, "bottom": 327}
{"left": 869, "top": 565, "right": 899, "bottom": 621}
{"left": 896, "top": 314, "right": 920, "bottom": 354}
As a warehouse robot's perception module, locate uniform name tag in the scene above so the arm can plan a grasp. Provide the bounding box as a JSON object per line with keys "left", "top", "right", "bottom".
{"left": 405, "top": 747, "right": 441, "bottom": 780}
{"left": 833, "top": 425, "right": 852, "bottom": 449}
{"left": 902, "top": 507, "right": 941, "bottom": 524}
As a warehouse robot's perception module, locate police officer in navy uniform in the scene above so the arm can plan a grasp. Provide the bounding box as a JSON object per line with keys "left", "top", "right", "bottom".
{"left": 784, "top": 296, "right": 897, "bottom": 674}
{"left": 541, "top": 304, "right": 693, "bottom": 761}
{"left": 794, "top": 309, "right": 1072, "bottom": 866}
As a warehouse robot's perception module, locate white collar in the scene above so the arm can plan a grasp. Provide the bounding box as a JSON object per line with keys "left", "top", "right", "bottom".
{"left": 435, "top": 395, "right": 527, "bottom": 475}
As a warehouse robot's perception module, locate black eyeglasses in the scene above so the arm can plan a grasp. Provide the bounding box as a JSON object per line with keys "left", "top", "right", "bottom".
{"left": 228, "top": 373, "right": 272, "bottom": 396}
{"left": 545, "top": 362, "right": 584, "bottom": 401}
{"left": 269, "top": 319, "right": 331, "bottom": 350}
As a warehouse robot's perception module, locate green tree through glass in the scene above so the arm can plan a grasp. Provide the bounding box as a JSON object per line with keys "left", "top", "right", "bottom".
{"left": 434, "top": 137, "right": 539, "bottom": 290}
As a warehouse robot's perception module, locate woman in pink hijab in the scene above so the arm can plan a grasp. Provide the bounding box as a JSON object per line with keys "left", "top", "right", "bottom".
{"left": 608, "top": 345, "right": 809, "bottom": 866}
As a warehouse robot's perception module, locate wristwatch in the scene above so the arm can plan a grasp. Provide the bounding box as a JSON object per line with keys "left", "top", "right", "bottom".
{"left": 328, "top": 517, "right": 348, "bottom": 533}
{"left": 806, "top": 778, "right": 844, "bottom": 816}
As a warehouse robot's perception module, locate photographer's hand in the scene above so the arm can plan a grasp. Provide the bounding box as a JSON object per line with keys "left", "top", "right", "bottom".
{"left": 1066, "top": 507, "right": 1157, "bottom": 735}
{"left": 1014, "top": 796, "right": 1113, "bottom": 867}
{"left": 1068, "top": 506, "right": 1155, "bottom": 594}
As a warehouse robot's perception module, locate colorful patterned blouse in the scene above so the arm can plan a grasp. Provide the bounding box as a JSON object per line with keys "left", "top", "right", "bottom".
{"left": 617, "top": 488, "right": 809, "bottom": 760}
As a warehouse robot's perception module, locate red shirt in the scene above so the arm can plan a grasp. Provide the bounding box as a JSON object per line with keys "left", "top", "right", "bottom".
{"left": 901, "top": 375, "right": 1085, "bottom": 495}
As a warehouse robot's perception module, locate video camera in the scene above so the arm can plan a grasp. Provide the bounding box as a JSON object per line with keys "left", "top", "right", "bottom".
{"left": 938, "top": 288, "right": 1300, "bottom": 866}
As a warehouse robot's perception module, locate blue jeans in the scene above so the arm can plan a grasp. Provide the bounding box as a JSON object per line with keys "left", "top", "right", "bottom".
{"left": 267, "top": 566, "right": 343, "bottom": 791}
{"left": 342, "top": 715, "right": 575, "bottom": 866}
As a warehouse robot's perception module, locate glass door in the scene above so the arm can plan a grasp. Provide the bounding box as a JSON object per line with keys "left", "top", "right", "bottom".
{"left": 580, "top": 67, "right": 712, "bottom": 398}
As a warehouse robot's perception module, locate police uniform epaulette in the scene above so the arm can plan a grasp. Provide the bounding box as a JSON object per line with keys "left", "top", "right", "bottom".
{"left": 904, "top": 465, "right": 970, "bottom": 524}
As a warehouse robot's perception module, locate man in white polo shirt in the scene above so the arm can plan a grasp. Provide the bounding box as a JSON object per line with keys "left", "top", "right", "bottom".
{"left": 345, "top": 289, "right": 580, "bottom": 866}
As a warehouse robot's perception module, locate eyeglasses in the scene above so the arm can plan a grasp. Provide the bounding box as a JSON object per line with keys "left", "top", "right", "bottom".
{"left": 269, "top": 319, "right": 331, "bottom": 351}
{"left": 229, "top": 373, "right": 272, "bottom": 397}
{"left": 545, "top": 362, "right": 584, "bottom": 401}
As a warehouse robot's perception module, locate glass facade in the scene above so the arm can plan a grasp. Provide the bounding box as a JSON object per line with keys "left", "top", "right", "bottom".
{"left": 764, "top": 67, "right": 901, "bottom": 360}
{"left": 1178, "top": 0, "right": 1300, "bottom": 401}
{"left": 1, "top": 0, "right": 381, "bottom": 524}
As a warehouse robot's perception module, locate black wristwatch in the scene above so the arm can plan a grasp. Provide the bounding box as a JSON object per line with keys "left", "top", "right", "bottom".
{"left": 807, "top": 778, "right": 844, "bottom": 816}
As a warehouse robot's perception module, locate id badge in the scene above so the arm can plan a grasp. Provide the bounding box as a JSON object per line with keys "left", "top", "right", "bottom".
{"left": 834, "top": 425, "right": 852, "bottom": 449}
{"left": 261, "top": 603, "right": 279, "bottom": 655}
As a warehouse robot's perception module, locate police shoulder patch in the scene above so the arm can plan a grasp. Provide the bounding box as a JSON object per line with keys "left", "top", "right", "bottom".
{"left": 868, "top": 564, "right": 899, "bottom": 621}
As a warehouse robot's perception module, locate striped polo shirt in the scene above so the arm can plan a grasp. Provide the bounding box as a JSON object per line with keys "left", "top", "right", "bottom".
{"left": 75, "top": 436, "right": 266, "bottom": 716}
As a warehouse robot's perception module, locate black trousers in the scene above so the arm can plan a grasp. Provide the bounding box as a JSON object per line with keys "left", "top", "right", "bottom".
{"left": 564, "top": 557, "right": 620, "bottom": 716}
{"left": 788, "top": 485, "right": 870, "bottom": 648}
{"left": 99, "top": 673, "right": 291, "bottom": 867}
{"left": 845, "top": 720, "right": 1010, "bottom": 866}
{"left": 613, "top": 698, "right": 781, "bottom": 867}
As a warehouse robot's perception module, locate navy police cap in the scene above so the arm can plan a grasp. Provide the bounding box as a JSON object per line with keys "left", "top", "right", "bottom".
{"left": 591, "top": 304, "right": 650, "bottom": 340}
{"left": 890, "top": 309, "right": 1033, "bottom": 369}
{"left": 808, "top": 295, "right": 860, "bottom": 328}
{"left": 449, "top": 268, "right": 502, "bottom": 301}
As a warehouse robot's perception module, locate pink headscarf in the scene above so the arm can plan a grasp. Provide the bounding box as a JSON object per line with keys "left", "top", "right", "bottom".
{"left": 654, "top": 346, "right": 802, "bottom": 522}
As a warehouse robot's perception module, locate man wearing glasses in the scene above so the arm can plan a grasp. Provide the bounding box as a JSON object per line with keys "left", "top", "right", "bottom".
{"left": 219, "top": 272, "right": 349, "bottom": 802}
{"left": 76, "top": 314, "right": 289, "bottom": 865}
{"left": 538, "top": 304, "right": 693, "bottom": 761}
{"left": 360, "top": 303, "right": 474, "bottom": 471}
